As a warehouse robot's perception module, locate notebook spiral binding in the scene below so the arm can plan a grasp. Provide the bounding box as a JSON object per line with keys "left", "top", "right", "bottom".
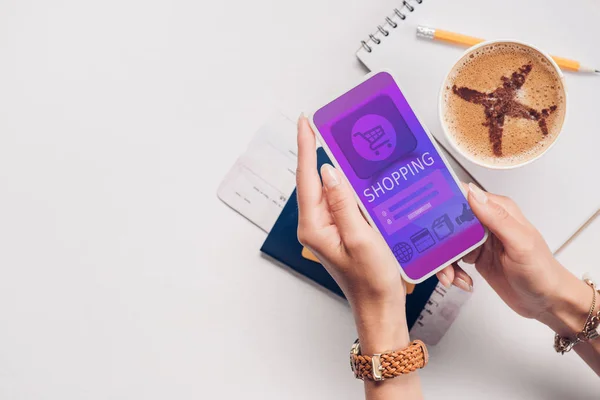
{"left": 360, "top": 0, "right": 423, "bottom": 53}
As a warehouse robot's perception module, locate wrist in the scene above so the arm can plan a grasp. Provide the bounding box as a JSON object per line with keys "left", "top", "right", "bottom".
{"left": 537, "top": 270, "right": 595, "bottom": 337}
{"left": 351, "top": 294, "right": 409, "bottom": 355}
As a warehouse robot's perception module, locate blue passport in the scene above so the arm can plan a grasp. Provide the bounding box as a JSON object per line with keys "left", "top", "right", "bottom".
{"left": 260, "top": 148, "right": 438, "bottom": 329}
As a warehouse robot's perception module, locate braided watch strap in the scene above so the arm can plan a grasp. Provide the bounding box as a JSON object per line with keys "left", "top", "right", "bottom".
{"left": 350, "top": 339, "right": 428, "bottom": 381}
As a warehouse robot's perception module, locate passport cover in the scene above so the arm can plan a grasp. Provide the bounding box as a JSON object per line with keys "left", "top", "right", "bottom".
{"left": 260, "top": 148, "right": 438, "bottom": 329}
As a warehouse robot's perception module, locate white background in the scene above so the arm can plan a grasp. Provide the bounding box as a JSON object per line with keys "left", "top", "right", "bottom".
{"left": 0, "top": 0, "right": 598, "bottom": 399}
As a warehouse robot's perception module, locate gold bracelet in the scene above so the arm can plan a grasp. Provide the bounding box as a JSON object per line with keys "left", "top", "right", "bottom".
{"left": 554, "top": 276, "right": 600, "bottom": 354}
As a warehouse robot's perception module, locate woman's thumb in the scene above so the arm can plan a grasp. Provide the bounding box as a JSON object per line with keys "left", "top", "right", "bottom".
{"left": 466, "top": 183, "right": 528, "bottom": 248}
{"left": 320, "top": 164, "right": 368, "bottom": 240}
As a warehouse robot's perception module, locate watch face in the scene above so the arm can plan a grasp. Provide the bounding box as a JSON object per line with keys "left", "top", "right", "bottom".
{"left": 350, "top": 340, "right": 360, "bottom": 374}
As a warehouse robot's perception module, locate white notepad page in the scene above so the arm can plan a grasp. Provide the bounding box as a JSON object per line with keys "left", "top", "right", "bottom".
{"left": 356, "top": 0, "right": 600, "bottom": 252}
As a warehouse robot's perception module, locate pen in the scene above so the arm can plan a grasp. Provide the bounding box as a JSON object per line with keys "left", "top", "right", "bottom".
{"left": 416, "top": 26, "right": 599, "bottom": 74}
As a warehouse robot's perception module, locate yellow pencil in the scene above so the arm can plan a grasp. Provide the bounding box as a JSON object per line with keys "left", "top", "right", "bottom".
{"left": 416, "top": 26, "right": 599, "bottom": 74}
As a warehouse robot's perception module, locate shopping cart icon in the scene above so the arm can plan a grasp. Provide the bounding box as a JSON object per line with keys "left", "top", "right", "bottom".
{"left": 353, "top": 125, "right": 392, "bottom": 156}
{"left": 332, "top": 95, "right": 417, "bottom": 178}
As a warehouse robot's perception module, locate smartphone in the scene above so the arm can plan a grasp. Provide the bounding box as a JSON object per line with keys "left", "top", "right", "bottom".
{"left": 310, "top": 71, "right": 487, "bottom": 283}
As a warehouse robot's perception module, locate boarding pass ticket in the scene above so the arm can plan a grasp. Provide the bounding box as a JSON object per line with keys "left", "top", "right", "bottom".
{"left": 218, "top": 111, "right": 472, "bottom": 345}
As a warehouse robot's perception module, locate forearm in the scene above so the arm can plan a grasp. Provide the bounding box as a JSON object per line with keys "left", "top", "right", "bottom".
{"left": 352, "top": 296, "right": 424, "bottom": 400}
{"left": 573, "top": 334, "right": 600, "bottom": 376}
{"left": 537, "top": 269, "right": 600, "bottom": 376}
{"left": 365, "top": 368, "right": 422, "bottom": 400}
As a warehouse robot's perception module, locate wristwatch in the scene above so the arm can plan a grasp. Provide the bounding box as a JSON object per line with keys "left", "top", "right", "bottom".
{"left": 349, "top": 339, "right": 428, "bottom": 381}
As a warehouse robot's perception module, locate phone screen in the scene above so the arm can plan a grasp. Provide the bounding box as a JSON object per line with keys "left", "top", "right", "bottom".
{"left": 312, "top": 72, "right": 486, "bottom": 282}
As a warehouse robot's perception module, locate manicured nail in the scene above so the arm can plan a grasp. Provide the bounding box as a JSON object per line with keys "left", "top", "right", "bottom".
{"left": 298, "top": 112, "right": 305, "bottom": 123}
{"left": 322, "top": 164, "right": 340, "bottom": 188}
{"left": 438, "top": 271, "right": 452, "bottom": 288}
{"left": 454, "top": 277, "right": 473, "bottom": 292}
{"left": 468, "top": 182, "right": 488, "bottom": 204}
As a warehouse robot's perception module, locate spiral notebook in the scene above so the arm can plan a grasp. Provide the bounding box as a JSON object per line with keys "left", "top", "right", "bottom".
{"left": 355, "top": 0, "right": 600, "bottom": 253}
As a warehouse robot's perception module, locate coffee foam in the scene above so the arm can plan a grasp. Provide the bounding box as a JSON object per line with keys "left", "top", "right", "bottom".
{"left": 442, "top": 42, "right": 566, "bottom": 167}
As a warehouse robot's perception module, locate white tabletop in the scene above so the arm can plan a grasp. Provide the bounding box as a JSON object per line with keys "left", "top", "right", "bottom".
{"left": 0, "top": 0, "right": 598, "bottom": 399}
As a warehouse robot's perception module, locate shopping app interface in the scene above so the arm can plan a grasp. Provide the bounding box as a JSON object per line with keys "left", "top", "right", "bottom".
{"left": 313, "top": 72, "right": 485, "bottom": 280}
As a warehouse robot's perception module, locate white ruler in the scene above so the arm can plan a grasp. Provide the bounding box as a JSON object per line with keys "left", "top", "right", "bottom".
{"left": 410, "top": 282, "right": 472, "bottom": 345}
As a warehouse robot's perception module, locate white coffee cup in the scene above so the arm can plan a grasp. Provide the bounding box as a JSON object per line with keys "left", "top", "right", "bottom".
{"left": 438, "top": 40, "right": 567, "bottom": 170}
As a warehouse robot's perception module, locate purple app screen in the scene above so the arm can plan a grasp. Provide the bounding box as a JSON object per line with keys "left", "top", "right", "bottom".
{"left": 313, "top": 72, "right": 486, "bottom": 280}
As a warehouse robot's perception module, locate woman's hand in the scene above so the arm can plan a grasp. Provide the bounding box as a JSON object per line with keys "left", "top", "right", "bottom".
{"left": 437, "top": 184, "right": 589, "bottom": 333}
{"left": 439, "top": 184, "right": 600, "bottom": 375}
{"left": 295, "top": 115, "right": 408, "bottom": 354}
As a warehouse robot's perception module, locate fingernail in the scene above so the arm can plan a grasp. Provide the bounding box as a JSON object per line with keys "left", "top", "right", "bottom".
{"left": 468, "top": 182, "right": 488, "bottom": 204}
{"left": 438, "top": 271, "right": 452, "bottom": 288}
{"left": 454, "top": 277, "right": 473, "bottom": 292}
{"left": 322, "top": 164, "right": 340, "bottom": 188}
{"left": 298, "top": 112, "right": 305, "bottom": 123}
